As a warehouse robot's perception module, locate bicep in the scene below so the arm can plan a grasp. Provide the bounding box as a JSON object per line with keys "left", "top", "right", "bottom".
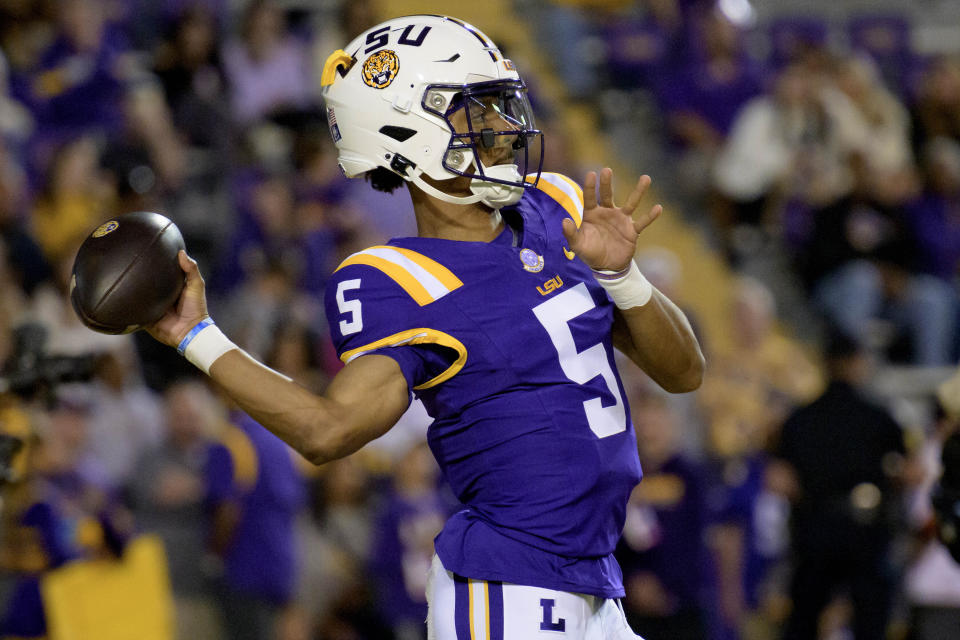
{"left": 322, "top": 353, "right": 412, "bottom": 456}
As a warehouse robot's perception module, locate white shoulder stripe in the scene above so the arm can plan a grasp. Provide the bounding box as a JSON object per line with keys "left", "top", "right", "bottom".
{"left": 359, "top": 247, "right": 453, "bottom": 300}
{"left": 527, "top": 172, "right": 584, "bottom": 227}
{"left": 539, "top": 173, "right": 584, "bottom": 214}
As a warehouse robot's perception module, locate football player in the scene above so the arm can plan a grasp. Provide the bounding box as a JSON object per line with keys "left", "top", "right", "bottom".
{"left": 147, "top": 15, "right": 704, "bottom": 639}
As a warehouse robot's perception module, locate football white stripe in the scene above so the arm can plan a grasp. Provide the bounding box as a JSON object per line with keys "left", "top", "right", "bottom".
{"left": 540, "top": 173, "right": 583, "bottom": 216}
{"left": 470, "top": 580, "right": 488, "bottom": 639}
{"left": 358, "top": 247, "right": 451, "bottom": 300}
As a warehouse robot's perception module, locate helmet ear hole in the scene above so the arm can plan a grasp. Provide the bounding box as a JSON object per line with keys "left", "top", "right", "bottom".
{"left": 366, "top": 167, "right": 406, "bottom": 193}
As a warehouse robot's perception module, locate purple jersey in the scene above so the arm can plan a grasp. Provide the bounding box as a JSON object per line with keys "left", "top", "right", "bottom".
{"left": 323, "top": 173, "right": 643, "bottom": 598}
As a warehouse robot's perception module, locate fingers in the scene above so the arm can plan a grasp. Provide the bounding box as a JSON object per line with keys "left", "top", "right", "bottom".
{"left": 178, "top": 250, "right": 194, "bottom": 273}
{"left": 583, "top": 171, "right": 598, "bottom": 211}
{"left": 561, "top": 217, "right": 579, "bottom": 249}
{"left": 598, "top": 167, "right": 614, "bottom": 208}
{"left": 585, "top": 168, "right": 650, "bottom": 212}
{"left": 179, "top": 250, "right": 204, "bottom": 285}
{"left": 622, "top": 175, "right": 652, "bottom": 216}
{"left": 633, "top": 204, "right": 663, "bottom": 235}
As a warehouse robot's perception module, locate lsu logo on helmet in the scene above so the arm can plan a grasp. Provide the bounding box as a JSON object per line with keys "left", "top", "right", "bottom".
{"left": 362, "top": 50, "right": 399, "bottom": 89}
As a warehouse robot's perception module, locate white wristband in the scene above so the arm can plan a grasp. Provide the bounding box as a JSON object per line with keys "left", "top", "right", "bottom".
{"left": 178, "top": 318, "right": 237, "bottom": 375}
{"left": 593, "top": 261, "right": 654, "bottom": 309}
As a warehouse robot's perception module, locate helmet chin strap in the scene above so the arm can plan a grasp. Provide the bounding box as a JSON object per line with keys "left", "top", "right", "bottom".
{"left": 403, "top": 163, "right": 525, "bottom": 209}
{"left": 408, "top": 171, "right": 483, "bottom": 205}
{"left": 468, "top": 164, "right": 525, "bottom": 208}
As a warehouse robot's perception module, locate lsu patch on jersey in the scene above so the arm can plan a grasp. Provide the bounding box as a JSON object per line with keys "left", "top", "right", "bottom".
{"left": 323, "top": 173, "right": 643, "bottom": 598}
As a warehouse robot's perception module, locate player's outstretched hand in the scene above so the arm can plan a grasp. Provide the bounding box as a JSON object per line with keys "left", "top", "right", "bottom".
{"left": 562, "top": 168, "right": 662, "bottom": 272}
{"left": 146, "top": 250, "right": 209, "bottom": 348}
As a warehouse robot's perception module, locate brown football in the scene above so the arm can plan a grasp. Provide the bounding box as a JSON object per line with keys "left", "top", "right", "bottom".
{"left": 70, "top": 211, "right": 185, "bottom": 334}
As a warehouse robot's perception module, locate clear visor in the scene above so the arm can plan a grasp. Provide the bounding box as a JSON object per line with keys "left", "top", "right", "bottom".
{"left": 423, "top": 80, "right": 543, "bottom": 186}
{"left": 446, "top": 86, "right": 536, "bottom": 150}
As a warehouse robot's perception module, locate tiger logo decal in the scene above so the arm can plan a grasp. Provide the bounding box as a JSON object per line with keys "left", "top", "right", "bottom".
{"left": 362, "top": 50, "right": 400, "bottom": 89}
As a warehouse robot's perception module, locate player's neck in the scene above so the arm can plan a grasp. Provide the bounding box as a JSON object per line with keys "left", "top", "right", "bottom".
{"left": 408, "top": 182, "right": 504, "bottom": 242}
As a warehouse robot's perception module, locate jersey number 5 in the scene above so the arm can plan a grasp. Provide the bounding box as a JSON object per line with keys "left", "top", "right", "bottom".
{"left": 336, "top": 279, "right": 363, "bottom": 335}
{"left": 533, "top": 284, "right": 627, "bottom": 438}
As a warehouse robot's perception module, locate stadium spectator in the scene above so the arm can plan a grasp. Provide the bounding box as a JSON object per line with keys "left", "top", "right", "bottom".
{"left": 697, "top": 276, "right": 821, "bottom": 461}
{"left": 0, "top": 138, "right": 50, "bottom": 297}
{"left": 537, "top": 0, "right": 636, "bottom": 102}
{"left": 0, "top": 51, "right": 34, "bottom": 156}
{"left": 773, "top": 329, "right": 907, "bottom": 640}
{"left": 711, "top": 60, "right": 870, "bottom": 259}
{"left": 710, "top": 449, "right": 792, "bottom": 640}
{"left": 615, "top": 391, "right": 712, "bottom": 640}
{"left": 906, "top": 137, "right": 960, "bottom": 284}
{"left": 797, "top": 153, "right": 957, "bottom": 365}
{"left": 831, "top": 54, "right": 915, "bottom": 203}
{"left": 206, "top": 406, "right": 306, "bottom": 640}
{"left": 218, "top": 255, "right": 322, "bottom": 363}
{"left": 293, "top": 455, "right": 378, "bottom": 636}
{"left": 12, "top": 0, "right": 133, "bottom": 144}
{"left": 214, "top": 172, "right": 299, "bottom": 295}
{"left": 126, "top": 380, "right": 226, "bottom": 640}
{"left": 29, "top": 135, "right": 113, "bottom": 265}
{"left": 0, "top": 397, "right": 130, "bottom": 638}
{"left": 910, "top": 56, "right": 960, "bottom": 156}
{"left": 0, "top": 243, "right": 26, "bottom": 364}
{"left": 369, "top": 442, "right": 450, "bottom": 640}
{"left": 221, "top": 0, "right": 315, "bottom": 126}
{"left": 658, "top": 5, "right": 764, "bottom": 214}
{"left": 695, "top": 279, "right": 814, "bottom": 638}
{"left": 902, "top": 402, "right": 960, "bottom": 640}
{"left": 81, "top": 343, "right": 164, "bottom": 488}
{"left": 263, "top": 318, "right": 332, "bottom": 394}
{"left": 101, "top": 82, "right": 189, "bottom": 213}
{"left": 152, "top": 4, "right": 229, "bottom": 150}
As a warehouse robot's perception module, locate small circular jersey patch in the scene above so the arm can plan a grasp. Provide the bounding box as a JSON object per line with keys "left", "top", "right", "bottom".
{"left": 92, "top": 220, "right": 119, "bottom": 238}
{"left": 520, "top": 248, "right": 544, "bottom": 273}
{"left": 362, "top": 50, "right": 400, "bottom": 89}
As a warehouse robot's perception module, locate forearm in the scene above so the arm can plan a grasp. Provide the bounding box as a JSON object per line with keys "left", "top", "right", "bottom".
{"left": 612, "top": 290, "right": 705, "bottom": 393}
{"left": 208, "top": 350, "right": 336, "bottom": 462}
{"left": 207, "top": 349, "right": 407, "bottom": 465}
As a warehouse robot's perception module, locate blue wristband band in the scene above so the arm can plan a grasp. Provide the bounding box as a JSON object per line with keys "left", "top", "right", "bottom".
{"left": 177, "top": 318, "right": 214, "bottom": 355}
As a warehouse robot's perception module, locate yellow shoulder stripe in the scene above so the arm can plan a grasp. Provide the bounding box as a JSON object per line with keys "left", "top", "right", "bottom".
{"left": 525, "top": 172, "right": 584, "bottom": 228}
{"left": 387, "top": 246, "right": 463, "bottom": 290}
{"left": 218, "top": 423, "right": 259, "bottom": 491}
{"left": 335, "top": 246, "right": 462, "bottom": 306}
{"left": 337, "top": 253, "right": 433, "bottom": 305}
{"left": 339, "top": 328, "right": 467, "bottom": 390}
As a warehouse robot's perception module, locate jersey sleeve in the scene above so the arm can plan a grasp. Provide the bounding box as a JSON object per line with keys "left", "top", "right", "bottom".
{"left": 525, "top": 172, "right": 585, "bottom": 229}
{"left": 323, "top": 245, "right": 467, "bottom": 392}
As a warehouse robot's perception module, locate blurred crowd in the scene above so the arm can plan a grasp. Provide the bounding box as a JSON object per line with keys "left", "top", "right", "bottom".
{"left": 0, "top": 0, "right": 957, "bottom": 639}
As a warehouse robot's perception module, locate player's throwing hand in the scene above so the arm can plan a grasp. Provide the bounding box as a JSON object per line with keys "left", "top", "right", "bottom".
{"left": 147, "top": 251, "right": 210, "bottom": 348}
{"left": 561, "top": 168, "right": 663, "bottom": 272}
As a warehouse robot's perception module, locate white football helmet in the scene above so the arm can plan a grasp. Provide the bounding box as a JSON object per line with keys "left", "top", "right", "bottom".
{"left": 320, "top": 15, "right": 543, "bottom": 209}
